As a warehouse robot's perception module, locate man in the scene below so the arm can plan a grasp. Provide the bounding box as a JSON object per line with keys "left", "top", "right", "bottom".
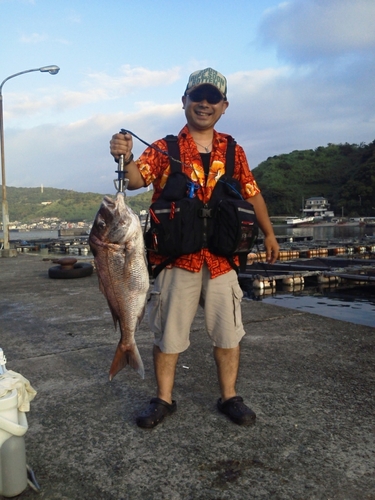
{"left": 110, "top": 68, "right": 279, "bottom": 429}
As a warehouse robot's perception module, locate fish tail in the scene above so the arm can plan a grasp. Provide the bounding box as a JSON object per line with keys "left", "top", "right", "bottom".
{"left": 109, "top": 342, "right": 145, "bottom": 381}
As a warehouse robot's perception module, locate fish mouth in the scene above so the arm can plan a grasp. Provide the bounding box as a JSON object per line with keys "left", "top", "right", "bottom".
{"left": 102, "top": 193, "right": 125, "bottom": 208}
{"left": 103, "top": 195, "right": 115, "bottom": 206}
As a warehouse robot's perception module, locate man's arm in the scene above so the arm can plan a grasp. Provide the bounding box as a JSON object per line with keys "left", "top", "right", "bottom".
{"left": 248, "top": 193, "right": 279, "bottom": 264}
{"left": 109, "top": 132, "right": 146, "bottom": 190}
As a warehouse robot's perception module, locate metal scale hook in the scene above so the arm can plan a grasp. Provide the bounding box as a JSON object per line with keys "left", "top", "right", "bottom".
{"left": 114, "top": 155, "right": 130, "bottom": 194}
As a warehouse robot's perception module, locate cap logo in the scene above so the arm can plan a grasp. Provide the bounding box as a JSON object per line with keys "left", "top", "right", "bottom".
{"left": 186, "top": 68, "right": 227, "bottom": 97}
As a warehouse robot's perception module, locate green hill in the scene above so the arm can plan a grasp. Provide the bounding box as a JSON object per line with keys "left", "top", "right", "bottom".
{"left": 253, "top": 140, "right": 375, "bottom": 217}
{"left": 1, "top": 187, "right": 153, "bottom": 224}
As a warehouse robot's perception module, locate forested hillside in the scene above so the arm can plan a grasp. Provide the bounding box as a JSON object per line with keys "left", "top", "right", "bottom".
{"left": 1, "top": 139, "right": 374, "bottom": 223}
{"left": 253, "top": 140, "right": 375, "bottom": 216}
{"left": 1, "top": 187, "right": 153, "bottom": 224}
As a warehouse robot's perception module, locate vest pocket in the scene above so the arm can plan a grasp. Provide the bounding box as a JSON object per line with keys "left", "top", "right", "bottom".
{"left": 146, "top": 197, "right": 204, "bottom": 257}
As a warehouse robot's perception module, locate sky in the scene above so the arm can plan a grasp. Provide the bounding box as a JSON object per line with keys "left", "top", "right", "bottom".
{"left": 0, "top": 0, "right": 374, "bottom": 195}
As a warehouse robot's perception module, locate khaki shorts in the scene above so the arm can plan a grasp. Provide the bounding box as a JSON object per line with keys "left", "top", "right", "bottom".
{"left": 146, "top": 265, "right": 246, "bottom": 353}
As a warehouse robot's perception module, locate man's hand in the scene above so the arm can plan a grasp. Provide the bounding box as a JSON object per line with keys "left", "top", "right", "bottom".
{"left": 263, "top": 234, "right": 279, "bottom": 264}
{"left": 247, "top": 193, "right": 279, "bottom": 264}
{"left": 108, "top": 131, "right": 145, "bottom": 190}
{"left": 110, "top": 132, "right": 133, "bottom": 162}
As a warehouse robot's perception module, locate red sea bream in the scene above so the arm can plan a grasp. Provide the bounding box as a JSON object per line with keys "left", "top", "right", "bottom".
{"left": 89, "top": 193, "right": 149, "bottom": 380}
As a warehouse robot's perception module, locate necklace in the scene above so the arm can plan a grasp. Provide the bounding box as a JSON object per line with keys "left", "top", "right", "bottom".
{"left": 194, "top": 140, "right": 212, "bottom": 153}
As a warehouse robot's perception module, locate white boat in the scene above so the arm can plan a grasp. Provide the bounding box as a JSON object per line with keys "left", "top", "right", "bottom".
{"left": 286, "top": 216, "right": 315, "bottom": 225}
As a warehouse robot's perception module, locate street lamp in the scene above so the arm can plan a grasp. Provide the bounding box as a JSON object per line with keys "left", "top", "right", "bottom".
{"left": 0, "top": 65, "right": 60, "bottom": 255}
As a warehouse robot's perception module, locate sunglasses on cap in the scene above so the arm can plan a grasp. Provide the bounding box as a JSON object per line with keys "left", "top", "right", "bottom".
{"left": 186, "top": 87, "right": 224, "bottom": 105}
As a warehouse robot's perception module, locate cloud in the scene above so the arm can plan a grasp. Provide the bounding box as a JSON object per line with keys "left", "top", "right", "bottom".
{"left": 221, "top": 59, "right": 375, "bottom": 167}
{"left": 3, "top": 92, "right": 57, "bottom": 120}
{"left": 86, "top": 65, "right": 182, "bottom": 95}
{"left": 55, "top": 38, "right": 72, "bottom": 45}
{"left": 229, "top": 67, "right": 292, "bottom": 95}
{"left": 5, "top": 103, "right": 183, "bottom": 194}
{"left": 13, "top": 0, "right": 36, "bottom": 5}
{"left": 20, "top": 32, "right": 48, "bottom": 44}
{"left": 258, "top": 0, "right": 375, "bottom": 63}
{"left": 4, "top": 58, "right": 374, "bottom": 194}
{"left": 19, "top": 33, "right": 70, "bottom": 45}
{"left": 67, "top": 10, "right": 81, "bottom": 24}
{"left": 6, "top": 65, "right": 374, "bottom": 195}
{"left": 3, "top": 66, "right": 183, "bottom": 122}
{"left": 243, "top": 0, "right": 375, "bottom": 166}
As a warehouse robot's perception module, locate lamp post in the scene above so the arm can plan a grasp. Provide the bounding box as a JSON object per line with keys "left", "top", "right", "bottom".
{"left": 0, "top": 65, "right": 60, "bottom": 256}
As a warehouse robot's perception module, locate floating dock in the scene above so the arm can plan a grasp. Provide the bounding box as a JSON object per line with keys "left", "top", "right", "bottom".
{"left": 58, "top": 228, "right": 90, "bottom": 237}
{"left": 239, "top": 257, "right": 375, "bottom": 293}
{"left": 7, "top": 234, "right": 375, "bottom": 292}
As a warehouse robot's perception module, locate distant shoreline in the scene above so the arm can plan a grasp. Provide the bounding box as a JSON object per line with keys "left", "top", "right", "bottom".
{"left": 1, "top": 230, "right": 59, "bottom": 242}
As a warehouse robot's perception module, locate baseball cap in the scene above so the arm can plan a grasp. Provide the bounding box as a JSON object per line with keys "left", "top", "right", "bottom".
{"left": 185, "top": 68, "right": 227, "bottom": 99}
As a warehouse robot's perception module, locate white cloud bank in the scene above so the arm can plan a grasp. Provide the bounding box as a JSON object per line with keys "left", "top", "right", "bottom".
{"left": 4, "top": 0, "right": 375, "bottom": 193}
{"left": 259, "top": 0, "right": 375, "bottom": 62}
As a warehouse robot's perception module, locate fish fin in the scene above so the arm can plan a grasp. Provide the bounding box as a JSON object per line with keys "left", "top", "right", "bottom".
{"left": 98, "top": 276, "right": 106, "bottom": 296}
{"left": 107, "top": 302, "right": 119, "bottom": 330}
{"left": 109, "top": 342, "right": 145, "bottom": 381}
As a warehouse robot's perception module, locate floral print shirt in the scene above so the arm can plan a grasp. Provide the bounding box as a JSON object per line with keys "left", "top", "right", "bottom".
{"left": 137, "top": 125, "right": 260, "bottom": 278}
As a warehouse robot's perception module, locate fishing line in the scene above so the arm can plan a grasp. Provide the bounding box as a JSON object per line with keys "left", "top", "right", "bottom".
{"left": 120, "top": 129, "right": 186, "bottom": 167}
{"left": 120, "top": 128, "right": 203, "bottom": 187}
{"left": 217, "top": 178, "right": 244, "bottom": 200}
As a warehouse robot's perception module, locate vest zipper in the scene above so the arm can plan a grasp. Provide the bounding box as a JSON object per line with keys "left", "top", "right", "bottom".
{"left": 202, "top": 203, "right": 208, "bottom": 248}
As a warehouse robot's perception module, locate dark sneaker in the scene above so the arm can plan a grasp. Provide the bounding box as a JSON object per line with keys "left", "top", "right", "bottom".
{"left": 136, "top": 397, "right": 177, "bottom": 429}
{"left": 217, "top": 396, "right": 256, "bottom": 426}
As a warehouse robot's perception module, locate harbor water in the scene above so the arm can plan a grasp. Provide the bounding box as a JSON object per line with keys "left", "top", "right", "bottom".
{"left": 258, "top": 287, "right": 375, "bottom": 329}
{"left": 249, "top": 224, "right": 374, "bottom": 328}
{"left": 5, "top": 230, "right": 59, "bottom": 241}
{"left": 272, "top": 222, "right": 374, "bottom": 241}
{"left": 3, "top": 221, "right": 374, "bottom": 243}
{"left": 2, "top": 226, "right": 374, "bottom": 328}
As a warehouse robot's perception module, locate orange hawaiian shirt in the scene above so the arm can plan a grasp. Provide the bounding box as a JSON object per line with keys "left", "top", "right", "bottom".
{"left": 137, "top": 125, "right": 261, "bottom": 278}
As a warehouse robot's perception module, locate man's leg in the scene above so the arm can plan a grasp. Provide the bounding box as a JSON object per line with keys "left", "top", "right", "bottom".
{"left": 214, "top": 343, "right": 256, "bottom": 426}
{"left": 154, "top": 345, "right": 179, "bottom": 404}
{"left": 136, "top": 346, "right": 178, "bottom": 428}
{"left": 213, "top": 345, "right": 240, "bottom": 402}
{"left": 137, "top": 267, "right": 201, "bottom": 429}
{"left": 202, "top": 267, "right": 255, "bottom": 424}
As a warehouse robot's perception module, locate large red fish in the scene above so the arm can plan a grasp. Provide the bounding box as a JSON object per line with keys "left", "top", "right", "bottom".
{"left": 89, "top": 193, "right": 149, "bottom": 380}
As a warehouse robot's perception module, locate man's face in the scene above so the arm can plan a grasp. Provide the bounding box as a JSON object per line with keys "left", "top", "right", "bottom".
{"left": 182, "top": 84, "right": 229, "bottom": 132}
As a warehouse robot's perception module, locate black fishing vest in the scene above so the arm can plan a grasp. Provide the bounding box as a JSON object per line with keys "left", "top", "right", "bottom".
{"left": 144, "top": 135, "right": 258, "bottom": 277}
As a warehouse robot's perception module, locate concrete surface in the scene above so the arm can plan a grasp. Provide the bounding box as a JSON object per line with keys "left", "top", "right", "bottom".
{"left": 0, "top": 253, "right": 374, "bottom": 500}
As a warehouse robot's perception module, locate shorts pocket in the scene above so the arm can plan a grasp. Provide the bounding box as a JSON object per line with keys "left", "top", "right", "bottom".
{"left": 232, "top": 282, "right": 243, "bottom": 327}
{"left": 147, "top": 291, "right": 163, "bottom": 340}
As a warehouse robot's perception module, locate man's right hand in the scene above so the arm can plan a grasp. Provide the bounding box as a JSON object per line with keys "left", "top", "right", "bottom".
{"left": 110, "top": 132, "right": 133, "bottom": 162}
{"left": 109, "top": 131, "right": 146, "bottom": 190}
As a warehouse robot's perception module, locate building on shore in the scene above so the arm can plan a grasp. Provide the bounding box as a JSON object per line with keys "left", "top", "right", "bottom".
{"left": 302, "top": 196, "right": 335, "bottom": 219}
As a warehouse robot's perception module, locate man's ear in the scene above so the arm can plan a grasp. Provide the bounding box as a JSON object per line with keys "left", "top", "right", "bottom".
{"left": 221, "top": 100, "right": 229, "bottom": 114}
{"left": 181, "top": 95, "right": 187, "bottom": 109}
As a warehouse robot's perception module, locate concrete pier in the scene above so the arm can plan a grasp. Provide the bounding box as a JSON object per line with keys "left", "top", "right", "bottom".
{"left": 0, "top": 254, "right": 374, "bottom": 499}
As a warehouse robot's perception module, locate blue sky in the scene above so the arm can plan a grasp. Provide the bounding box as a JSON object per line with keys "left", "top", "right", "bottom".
{"left": 1, "top": 0, "right": 374, "bottom": 194}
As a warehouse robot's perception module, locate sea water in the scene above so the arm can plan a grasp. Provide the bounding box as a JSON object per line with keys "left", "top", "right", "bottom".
{"left": 259, "top": 285, "right": 375, "bottom": 328}
{"left": 259, "top": 224, "right": 375, "bottom": 327}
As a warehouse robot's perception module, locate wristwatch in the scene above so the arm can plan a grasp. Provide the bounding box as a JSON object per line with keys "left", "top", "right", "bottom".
{"left": 115, "top": 153, "right": 134, "bottom": 164}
